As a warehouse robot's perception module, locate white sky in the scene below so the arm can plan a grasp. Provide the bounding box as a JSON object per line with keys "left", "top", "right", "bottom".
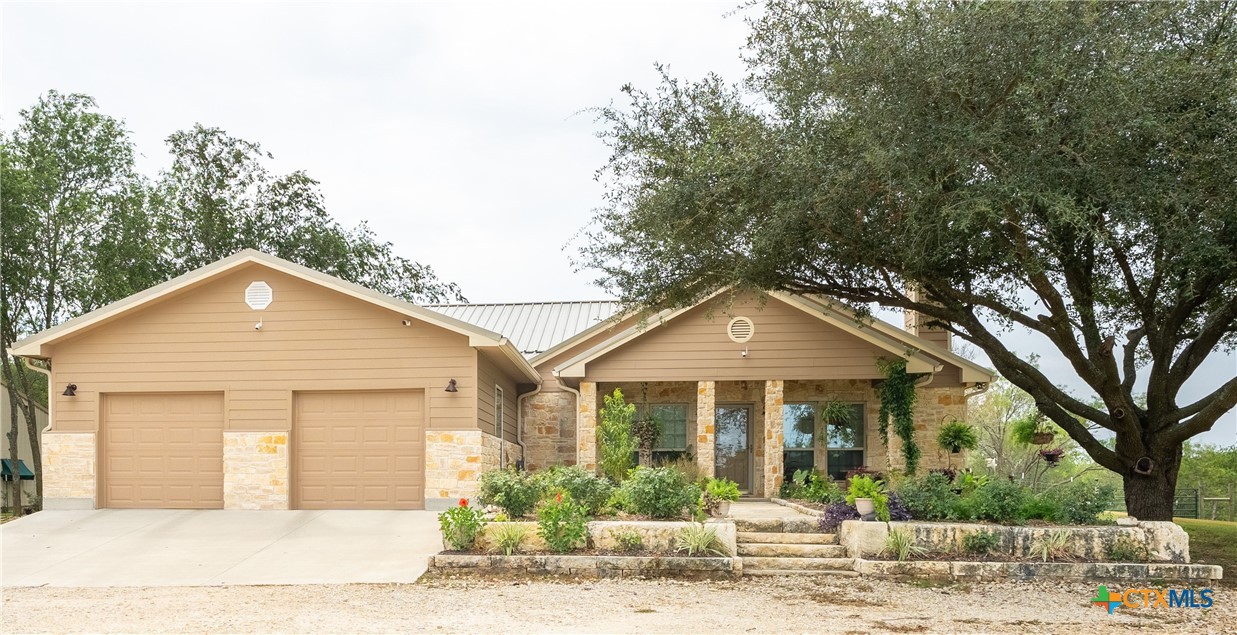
{"left": 3, "top": 1, "right": 1233, "bottom": 444}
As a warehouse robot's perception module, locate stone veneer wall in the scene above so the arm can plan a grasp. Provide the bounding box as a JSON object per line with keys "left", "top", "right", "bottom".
{"left": 695, "top": 381, "right": 716, "bottom": 478}
{"left": 577, "top": 382, "right": 598, "bottom": 473}
{"left": 223, "top": 431, "right": 289, "bottom": 510}
{"left": 521, "top": 391, "right": 576, "bottom": 471}
{"left": 425, "top": 429, "right": 521, "bottom": 509}
{"left": 762, "top": 380, "right": 784, "bottom": 497}
{"left": 42, "top": 432, "right": 95, "bottom": 509}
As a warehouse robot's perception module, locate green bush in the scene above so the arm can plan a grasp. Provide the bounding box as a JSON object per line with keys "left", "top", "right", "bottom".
{"left": 1018, "top": 494, "right": 1061, "bottom": 522}
{"left": 892, "top": 473, "right": 955, "bottom": 520}
{"left": 539, "top": 465, "right": 614, "bottom": 515}
{"left": 962, "top": 530, "right": 1001, "bottom": 555}
{"left": 620, "top": 466, "right": 700, "bottom": 519}
{"left": 537, "top": 490, "right": 589, "bottom": 553}
{"left": 438, "top": 499, "right": 487, "bottom": 550}
{"left": 1107, "top": 535, "right": 1150, "bottom": 562}
{"left": 477, "top": 468, "right": 543, "bottom": 518}
{"left": 1045, "top": 480, "right": 1116, "bottom": 525}
{"left": 965, "top": 480, "right": 1029, "bottom": 524}
{"left": 597, "top": 389, "right": 638, "bottom": 482}
{"left": 614, "top": 530, "right": 644, "bottom": 553}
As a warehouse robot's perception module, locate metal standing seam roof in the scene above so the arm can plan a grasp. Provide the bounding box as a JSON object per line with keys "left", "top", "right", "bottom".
{"left": 425, "top": 301, "right": 623, "bottom": 358}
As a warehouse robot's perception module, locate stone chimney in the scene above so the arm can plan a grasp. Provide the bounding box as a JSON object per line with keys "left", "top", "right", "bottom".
{"left": 904, "top": 288, "right": 952, "bottom": 352}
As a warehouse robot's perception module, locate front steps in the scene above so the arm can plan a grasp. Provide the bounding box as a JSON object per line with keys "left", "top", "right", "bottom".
{"left": 735, "top": 518, "right": 856, "bottom": 576}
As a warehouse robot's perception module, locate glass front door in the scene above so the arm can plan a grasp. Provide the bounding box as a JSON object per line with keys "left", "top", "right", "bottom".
{"left": 714, "top": 405, "right": 752, "bottom": 491}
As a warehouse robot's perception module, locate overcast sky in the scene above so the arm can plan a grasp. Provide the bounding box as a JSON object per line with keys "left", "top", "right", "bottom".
{"left": 3, "top": 1, "right": 1233, "bottom": 444}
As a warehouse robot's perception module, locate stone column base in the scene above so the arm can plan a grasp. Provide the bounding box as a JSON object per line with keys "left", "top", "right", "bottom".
{"left": 42, "top": 432, "right": 96, "bottom": 509}
{"left": 223, "top": 432, "right": 290, "bottom": 510}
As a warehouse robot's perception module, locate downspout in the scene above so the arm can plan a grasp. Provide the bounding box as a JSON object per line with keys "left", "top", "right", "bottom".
{"left": 21, "top": 358, "right": 53, "bottom": 434}
{"left": 515, "top": 383, "right": 542, "bottom": 470}
{"left": 554, "top": 371, "right": 583, "bottom": 467}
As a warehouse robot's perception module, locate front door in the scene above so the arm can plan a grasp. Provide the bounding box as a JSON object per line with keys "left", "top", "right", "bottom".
{"left": 714, "top": 405, "right": 752, "bottom": 491}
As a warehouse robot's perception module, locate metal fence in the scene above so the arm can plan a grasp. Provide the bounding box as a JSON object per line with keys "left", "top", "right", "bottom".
{"left": 1104, "top": 482, "right": 1235, "bottom": 521}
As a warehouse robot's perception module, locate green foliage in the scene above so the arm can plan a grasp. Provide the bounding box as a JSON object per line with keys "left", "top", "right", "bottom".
{"left": 536, "top": 491, "right": 589, "bottom": 553}
{"left": 660, "top": 453, "right": 709, "bottom": 486}
{"left": 846, "top": 475, "right": 891, "bottom": 522}
{"left": 1009, "top": 415, "right": 1047, "bottom": 447}
{"left": 1108, "top": 535, "right": 1151, "bottom": 563}
{"left": 614, "top": 530, "right": 644, "bottom": 553}
{"left": 489, "top": 522, "right": 530, "bottom": 556}
{"left": 620, "top": 466, "right": 700, "bottom": 519}
{"left": 597, "top": 389, "right": 638, "bottom": 483}
{"left": 1018, "top": 496, "right": 1062, "bottom": 522}
{"left": 964, "top": 480, "right": 1030, "bottom": 524}
{"left": 882, "top": 528, "right": 925, "bottom": 562}
{"left": 876, "top": 358, "right": 920, "bottom": 475}
{"left": 962, "top": 530, "right": 1001, "bottom": 556}
{"left": 1178, "top": 443, "right": 1237, "bottom": 505}
{"left": 892, "top": 473, "right": 956, "bottom": 521}
{"left": 438, "top": 500, "right": 486, "bottom": 551}
{"left": 937, "top": 420, "right": 978, "bottom": 453}
{"left": 957, "top": 472, "right": 990, "bottom": 495}
{"left": 477, "top": 468, "right": 543, "bottom": 518}
{"left": 1043, "top": 480, "right": 1117, "bottom": 525}
{"left": 538, "top": 466, "right": 614, "bottom": 516}
{"left": 674, "top": 522, "right": 725, "bottom": 557}
{"left": 1031, "top": 530, "right": 1075, "bottom": 562}
{"left": 705, "top": 477, "right": 741, "bottom": 502}
{"left": 780, "top": 468, "right": 843, "bottom": 504}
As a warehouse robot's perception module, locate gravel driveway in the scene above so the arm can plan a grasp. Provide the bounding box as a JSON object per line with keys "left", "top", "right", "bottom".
{"left": 3, "top": 575, "right": 1230, "bottom": 633}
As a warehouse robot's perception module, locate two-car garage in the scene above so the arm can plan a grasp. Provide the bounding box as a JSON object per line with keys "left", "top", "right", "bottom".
{"left": 98, "top": 390, "right": 425, "bottom": 510}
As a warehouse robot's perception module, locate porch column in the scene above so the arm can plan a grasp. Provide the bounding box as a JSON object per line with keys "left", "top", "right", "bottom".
{"left": 695, "top": 381, "right": 716, "bottom": 477}
{"left": 763, "top": 379, "right": 785, "bottom": 497}
{"left": 577, "top": 381, "right": 598, "bottom": 473}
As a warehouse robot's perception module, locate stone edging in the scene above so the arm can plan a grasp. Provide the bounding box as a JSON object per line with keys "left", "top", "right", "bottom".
{"left": 770, "top": 497, "right": 824, "bottom": 518}
{"left": 431, "top": 554, "right": 740, "bottom": 579}
{"left": 852, "top": 558, "right": 1223, "bottom": 582}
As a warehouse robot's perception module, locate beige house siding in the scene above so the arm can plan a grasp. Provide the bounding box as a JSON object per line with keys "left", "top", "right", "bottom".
{"left": 583, "top": 295, "right": 897, "bottom": 382}
{"left": 477, "top": 353, "right": 519, "bottom": 443}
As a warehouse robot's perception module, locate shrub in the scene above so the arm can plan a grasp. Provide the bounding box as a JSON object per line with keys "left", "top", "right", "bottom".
{"left": 882, "top": 528, "right": 925, "bottom": 562}
{"left": 597, "top": 388, "right": 638, "bottom": 482}
{"left": 819, "top": 502, "right": 860, "bottom": 533}
{"left": 780, "top": 468, "right": 813, "bottom": 499}
{"left": 539, "top": 466, "right": 614, "bottom": 515}
{"left": 936, "top": 419, "right": 978, "bottom": 453}
{"left": 601, "top": 488, "right": 632, "bottom": 516}
{"left": 1031, "top": 529, "right": 1075, "bottom": 562}
{"left": 477, "top": 468, "right": 543, "bottom": 518}
{"left": 1018, "top": 494, "right": 1061, "bottom": 522}
{"left": 489, "top": 522, "right": 530, "bottom": 556}
{"left": 966, "top": 480, "right": 1029, "bottom": 524}
{"left": 675, "top": 522, "right": 725, "bottom": 556}
{"left": 536, "top": 491, "right": 589, "bottom": 553}
{"left": 620, "top": 466, "right": 700, "bottom": 519}
{"left": 846, "top": 475, "right": 891, "bottom": 521}
{"left": 614, "top": 530, "right": 644, "bottom": 553}
{"left": 1046, "top": 480, "right": 1116, "bottom": 525}
{"left": 439, "top": 498, "right": 487, "bottom": 550}
{"left": 962, "top": 530, "right": 1001, "bottom": 555}
{"left": 956, "top": 471, "right": 990, "bottom": 494}
{"left": 885, "top": 493, "right": 913, "bottom": 521}
{"left": 1107, "top": 535, "right": 1150, "bottom": 562}
{"left": 893, "top": 473, "right": 955, "bottom": 521}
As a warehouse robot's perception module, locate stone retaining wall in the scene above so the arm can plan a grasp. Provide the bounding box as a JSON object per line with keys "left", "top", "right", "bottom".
{"left": 431, "top": 554, "right": 740, "bottom": 579}
{"left": 853, "top": 558, "right": 1221, "bottom": 582}
{"left": 474, "top": 519, "right": 737, "bottom": 557}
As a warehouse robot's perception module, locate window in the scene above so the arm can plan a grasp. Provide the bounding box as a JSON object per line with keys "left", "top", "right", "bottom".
{"left": 826, "top": 404, "right": 865, "bottom": 481}
{"left": 782, "top": 403, "right": 816, "bottom": 479}
{"left": 635, "top": 404, "right": 689, "bottom": 463}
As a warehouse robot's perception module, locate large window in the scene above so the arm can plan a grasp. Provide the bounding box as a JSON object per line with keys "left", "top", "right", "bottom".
{"left": 782, "top": 402, "right": 866, "bottom": 481}
{"left": 636, "top": 404, "right": 690, "bottom": 463}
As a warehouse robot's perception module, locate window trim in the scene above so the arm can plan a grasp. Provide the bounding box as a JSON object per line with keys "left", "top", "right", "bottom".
{"left": 637, "top": 403, "right": 690, "bottom": 452}
{"left": 781, "top": 401, "right": 867, "bottom": 480}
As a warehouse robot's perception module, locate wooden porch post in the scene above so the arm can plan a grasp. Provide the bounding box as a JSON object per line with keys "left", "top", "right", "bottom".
{"left": 763, "top": 380, "right": 784, "bottom": 497}
{"left": 577, "top": 381, "right": 598, "bottom": 473}
{"left": 695, "top": 381, "right": 715, "bottom": 478}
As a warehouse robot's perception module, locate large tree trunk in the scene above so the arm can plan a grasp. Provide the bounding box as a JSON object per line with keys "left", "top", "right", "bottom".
{"left": 1121, "top": 442, "right": 1182, "bottom": 522}
{"left": 6, "top": 390, "right": 22, "bottom": 517}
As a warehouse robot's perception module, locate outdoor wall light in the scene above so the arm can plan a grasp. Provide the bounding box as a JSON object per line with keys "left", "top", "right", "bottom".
{"left": 62, "top": 383, "right": 77, "bottom": 397}
{"left": 444, "top": 379, "right": 458, "bottom": 393}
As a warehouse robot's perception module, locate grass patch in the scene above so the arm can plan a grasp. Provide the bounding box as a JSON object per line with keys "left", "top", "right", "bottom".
{"left": 1175, "top": 517, "right": 1237, "bottom": 586}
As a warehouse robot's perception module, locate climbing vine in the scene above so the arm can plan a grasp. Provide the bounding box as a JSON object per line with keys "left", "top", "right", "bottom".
{"left": 876, "top": 357, "right": 921, "bottom": 475}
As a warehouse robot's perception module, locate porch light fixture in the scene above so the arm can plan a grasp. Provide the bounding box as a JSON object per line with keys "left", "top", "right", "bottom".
{"left": 62, "top": 383, "right": 77, "bottom": 397}
{"left": 444, "top": 379, "right": 458, "bottom": 393}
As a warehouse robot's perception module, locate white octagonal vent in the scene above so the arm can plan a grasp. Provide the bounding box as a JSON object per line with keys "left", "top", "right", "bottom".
{"left": 245, "top": 281, "right": 273, "bottom": 310}
{"left": 727, "top": 316, "right": 754, "bottom": 343}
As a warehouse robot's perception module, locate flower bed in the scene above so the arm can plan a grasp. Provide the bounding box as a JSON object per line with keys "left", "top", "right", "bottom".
{"left": 430, "top": 554, "right": 740, "bottom": 580}
{"left": 460, "top": 520, "right": 737, "bottom": 557}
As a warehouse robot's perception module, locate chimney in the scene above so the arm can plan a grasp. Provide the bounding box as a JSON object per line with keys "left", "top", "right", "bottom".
{"left": 904, "top": 288, "right": 952, "bottom": 352}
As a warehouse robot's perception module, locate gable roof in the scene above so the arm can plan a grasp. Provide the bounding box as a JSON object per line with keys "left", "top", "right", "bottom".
{"left": 7, "top": 250, "right": 542, "bottom": 384}
{"left": 426, "top": 301, "right": 622, "bottom": 358}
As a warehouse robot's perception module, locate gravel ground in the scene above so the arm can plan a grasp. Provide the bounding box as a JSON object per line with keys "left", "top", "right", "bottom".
{"left": 2, "top": 574, "right": 1231, "bottom": 634}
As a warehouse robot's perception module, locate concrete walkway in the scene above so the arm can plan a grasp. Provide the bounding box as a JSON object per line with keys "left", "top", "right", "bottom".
{"left": 729, "top": 500, "right": 816, "bottom": 520}
{"left": 0, "top": 509, "right": 441, "bottom": 587}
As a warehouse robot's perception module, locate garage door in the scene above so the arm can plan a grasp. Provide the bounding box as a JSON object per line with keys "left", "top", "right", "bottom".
{"left": 101, "top": 393, "right": 224, "bottom": 509}
{"left": 293, "top": 390, "right": 425, "bottom": 509}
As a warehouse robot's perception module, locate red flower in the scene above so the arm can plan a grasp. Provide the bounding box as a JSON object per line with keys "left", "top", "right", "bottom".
{"left": 459, "top": 498, "right": 468, "bottom": 507}
{"left": 555, "top": 492, "right": 563, "bottom": 503}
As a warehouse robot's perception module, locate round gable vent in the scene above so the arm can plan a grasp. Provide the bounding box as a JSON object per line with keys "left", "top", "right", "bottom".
{"left": 245, "top": 281, "right": 273, "bottom": 310}
{"left": 727, "top": 316, "right": 754, "bottom": 343}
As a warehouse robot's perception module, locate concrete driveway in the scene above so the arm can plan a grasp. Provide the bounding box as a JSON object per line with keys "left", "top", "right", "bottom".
{"left": 1, "top": 509, "right": 442, "bottom": 587}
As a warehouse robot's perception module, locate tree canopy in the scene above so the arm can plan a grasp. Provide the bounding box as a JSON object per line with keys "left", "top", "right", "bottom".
{"left": 582, "top": 0, "right": 1237, "bottom": 519}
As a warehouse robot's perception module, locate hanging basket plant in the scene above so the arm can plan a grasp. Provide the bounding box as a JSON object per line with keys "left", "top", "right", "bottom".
{"left": 875, "top": 357, "right": 921, "bottom": 475}
{"left": 1011, "top": 414, "right": 1055, "bottom": 446}
{"left": 936, "top": 419, "right": 978, "bottom": 454}
{"left": 1039, "top": 448, "right": 1064, "bottom": 466}
{"left": 1030, "top": 432, "right": 1055, "bottom": 445}
{"left": 819, "top": 399, "right": 855, "bottom": 447}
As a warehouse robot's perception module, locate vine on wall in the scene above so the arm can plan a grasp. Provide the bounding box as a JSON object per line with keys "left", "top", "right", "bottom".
{"left": 876, "top": 357, "right": 921, "bottom": 475}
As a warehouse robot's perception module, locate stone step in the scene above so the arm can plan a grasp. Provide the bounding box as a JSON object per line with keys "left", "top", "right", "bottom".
{"left": 734, "top": 518, "right": 821, "bottom": 534}
{"left": 737, "top": 531, "right": 837, "bottom": 545}
{"left": 741, "top": 556, "right": 856, "bottom": 572}
{"left": 743, "top": 568, "right": 861, "bottom": 577}
{"left": 738, "top": 543, "right": 848, "bottom": 558}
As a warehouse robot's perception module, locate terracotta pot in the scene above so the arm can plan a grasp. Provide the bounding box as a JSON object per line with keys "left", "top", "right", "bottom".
{"left": 854, "top": 497, "right": 876, "bottom": 518}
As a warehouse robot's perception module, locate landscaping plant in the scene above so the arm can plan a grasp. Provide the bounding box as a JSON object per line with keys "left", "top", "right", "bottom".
{"left": 674, "top": 522, "right": 725, "bottom": 557}
{"left": 1107, "top": 535, "right": 1152, "bottom": 563}
{"left": 597, "top": 388, "right": 638, "bottom": 483}
{"left": 882, "top": 528, "right": 925, "bottom": 562}
{"left": 962, "top": 480, "right": 1029, "bottom": 524}
{"left": 1031, "top": 530, "right": 1075, "bottom": 562}
{"left": 1044, "top": 480, "right": 1116, "bottom": 525}
{"left": 477, "top": 468, "right": 543, "bottom": 518}
{"left": 884, "top": 493, "right": 913, "bottom": 522}
{"left": 937, "top": 420, "right": 979, "bottom": 454}
{"left": 539, "top": 465, "right": 614, "bottom": 515}
{"left": 620, "top": 466, "right": 700, "bottom": 519}
{"left": 489, "top": 522, "right": 531, "bottom": 556}
{"left": 701, "top": 477, "right": 740, "bottom": 516}
{"left": 614, "top": 530, "right": 644, "bottom": 553}
{"left": 439, "top": 498, "right": 487, "bottom": 551}
{"left": 819, "top": 502, "right": 860, "bottom": 533}
{"left": 891, "top": 472, "right": 955, "bottom": 521}
{"left": 536, "top": 491, "right": 589, "bottom": 553}
{"left": 846, "top": 475, "right": 891, "bottom": 521}
{"left": 962, "top": 530, "right": 1001, "bottom": 556}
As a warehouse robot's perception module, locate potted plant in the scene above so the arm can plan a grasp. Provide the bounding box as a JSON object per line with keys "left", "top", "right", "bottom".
{"left": 937, "top": 419, "right": 978, "bottom": 454}
{"left": 632, "top": 416, "right": 660, "bottom": 468}
{"left": 1039, "top": 448, "right": 1065, "bottom": 466}
{"left": 819, "top": 399, "right": 856, "bottom": 447}
{"left": 845, "top": 474, "right": 889, "bottom": 521}
{"left": 704, "top": 477, "right": 741, "bottom": 517}
{"left": 1011, "top": 414, "right": 1055, "bottom": 446}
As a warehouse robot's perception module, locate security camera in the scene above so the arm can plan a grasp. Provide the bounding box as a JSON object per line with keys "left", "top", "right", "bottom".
{"left": 254, "top": 321, "right": 263, "bottom": 330}
{"left": 741, "top": 347, "right": 749, "bottom": 358}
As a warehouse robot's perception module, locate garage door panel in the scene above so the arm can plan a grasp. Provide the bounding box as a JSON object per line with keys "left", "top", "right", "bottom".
{"left": 102, "top": 393, "right": 224, "bottom": 509}
{"left": 294, "top": 390, "right": 424, "bottom": 510}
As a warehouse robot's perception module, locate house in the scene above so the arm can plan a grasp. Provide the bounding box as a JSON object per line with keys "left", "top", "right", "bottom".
{"left": 8, "top": 249, "right": 993, "bottom": 511}
{"left": 1, "top": 380, "right": 46, "bottom": 505}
